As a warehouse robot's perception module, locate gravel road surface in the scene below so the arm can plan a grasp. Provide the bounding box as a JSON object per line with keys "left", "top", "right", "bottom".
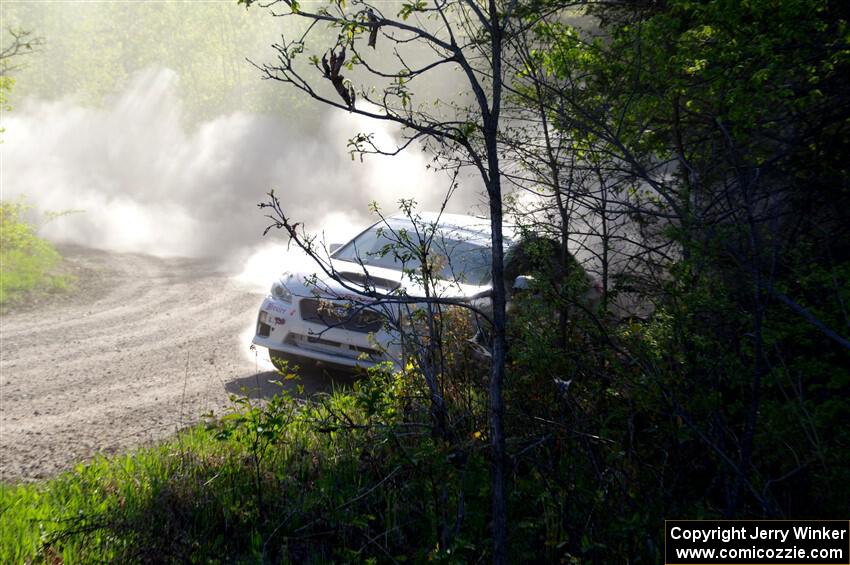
{"left": 0, "top": 246, "right": 352, "bottom": 481}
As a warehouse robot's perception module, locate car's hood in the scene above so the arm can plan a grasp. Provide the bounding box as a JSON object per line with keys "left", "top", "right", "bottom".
{"left": 280, "top": 259, "right": 491, "bottom": 304}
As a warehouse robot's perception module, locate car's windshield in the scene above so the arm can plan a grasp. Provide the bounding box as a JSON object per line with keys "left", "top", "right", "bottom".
{"left": 333, "top": 223, "right": 492, "bottom": 286}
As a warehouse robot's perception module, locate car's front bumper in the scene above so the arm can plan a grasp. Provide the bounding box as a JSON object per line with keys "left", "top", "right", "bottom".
{"left": 251, "top": 295, "right": 397, "bottom": 369}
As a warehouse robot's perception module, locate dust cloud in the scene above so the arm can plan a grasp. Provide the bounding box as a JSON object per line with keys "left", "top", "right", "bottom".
{"left": 1, "top": 67, "right": 476, "bottom": 283}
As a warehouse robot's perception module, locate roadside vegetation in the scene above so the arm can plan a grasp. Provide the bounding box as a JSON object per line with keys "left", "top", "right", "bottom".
{"left": 1, "top": 365, "right": 517, "bottom": 563}
{"left": 0, "top": 200, "right": 71, "bottom": 305}
{"left": 1, "top": 28, "right": 68, "bottom": 306}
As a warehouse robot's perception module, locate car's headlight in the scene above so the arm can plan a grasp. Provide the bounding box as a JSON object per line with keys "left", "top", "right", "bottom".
{"left": 271, "top": 280, "right": 293, "bottom": 303}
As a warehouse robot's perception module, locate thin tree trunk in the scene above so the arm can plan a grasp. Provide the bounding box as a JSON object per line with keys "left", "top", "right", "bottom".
{"left": 487, "top": 2, "right": 507, "bottom": 559}
{"left": 487, "top": 169, "right": 508, "bottom": 564}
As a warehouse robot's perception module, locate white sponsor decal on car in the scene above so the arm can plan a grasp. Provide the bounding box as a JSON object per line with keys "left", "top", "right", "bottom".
{"left": 265, "top": 302, "right": 289, "bottom": 315}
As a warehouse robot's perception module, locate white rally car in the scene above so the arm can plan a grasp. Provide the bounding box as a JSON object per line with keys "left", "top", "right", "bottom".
{"left": 252, "top": 213, "right": 504, "bottom": 370}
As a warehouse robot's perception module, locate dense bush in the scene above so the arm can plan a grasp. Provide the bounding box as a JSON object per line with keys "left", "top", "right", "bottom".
{"left": 0, "top": 199, "right": 68, "bottom": 304}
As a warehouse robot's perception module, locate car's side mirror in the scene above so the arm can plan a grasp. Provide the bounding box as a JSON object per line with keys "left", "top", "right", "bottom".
{"left": 329, "top": 243, "right": 342, "bottom": 253}
{"left": 513, "top": 275, "right": 535, "bottom": 291}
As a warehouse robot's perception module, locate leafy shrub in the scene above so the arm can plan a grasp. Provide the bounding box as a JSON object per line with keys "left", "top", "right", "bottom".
{"left": 0, "top": 199, "right": 67, "bottom": 304}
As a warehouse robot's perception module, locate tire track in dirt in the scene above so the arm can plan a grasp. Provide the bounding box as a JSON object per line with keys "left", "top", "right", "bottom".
{"left": 0, "top": 246, "right": 288, "bottom": 480}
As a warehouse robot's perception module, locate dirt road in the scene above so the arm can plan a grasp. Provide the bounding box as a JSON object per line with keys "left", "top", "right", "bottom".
{"left": 0, "top": 246, "right": 351, "bottom": 481}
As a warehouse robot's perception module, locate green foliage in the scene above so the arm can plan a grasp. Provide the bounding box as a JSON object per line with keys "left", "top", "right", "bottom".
{"left": 534, "top": 0, "right": 850, "bottom": 225}
{"left": 398, "top": 0, "right": 428, "bottom": 21}
{"left": 0, "top": 199, "right": 69, "bottom": 304}
{"left": 528, "top": 0, "right": 850, "bottom": 538}
{"left": 0, "top": 68, "right": 16, "bottom": 141}
{"left": 0, "top": 74, "right": 13, "bottom": 117}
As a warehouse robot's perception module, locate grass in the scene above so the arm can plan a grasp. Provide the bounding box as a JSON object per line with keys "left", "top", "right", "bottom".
{"left": 0, "top": 367, "right": 492, "bottom": 563}
{"left": 0, "top": 199, "right": 71, "bottom": 305}
{"left": 1, "top": 428, "right": 223, "bottom": 563}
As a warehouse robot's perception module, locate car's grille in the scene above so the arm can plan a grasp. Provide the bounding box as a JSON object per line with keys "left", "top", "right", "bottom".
{"left": 286, "top": 333, "right": 383, "bottom": 361}
{"left": 299, "top": 299, "right": 384, "bottom": 333}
